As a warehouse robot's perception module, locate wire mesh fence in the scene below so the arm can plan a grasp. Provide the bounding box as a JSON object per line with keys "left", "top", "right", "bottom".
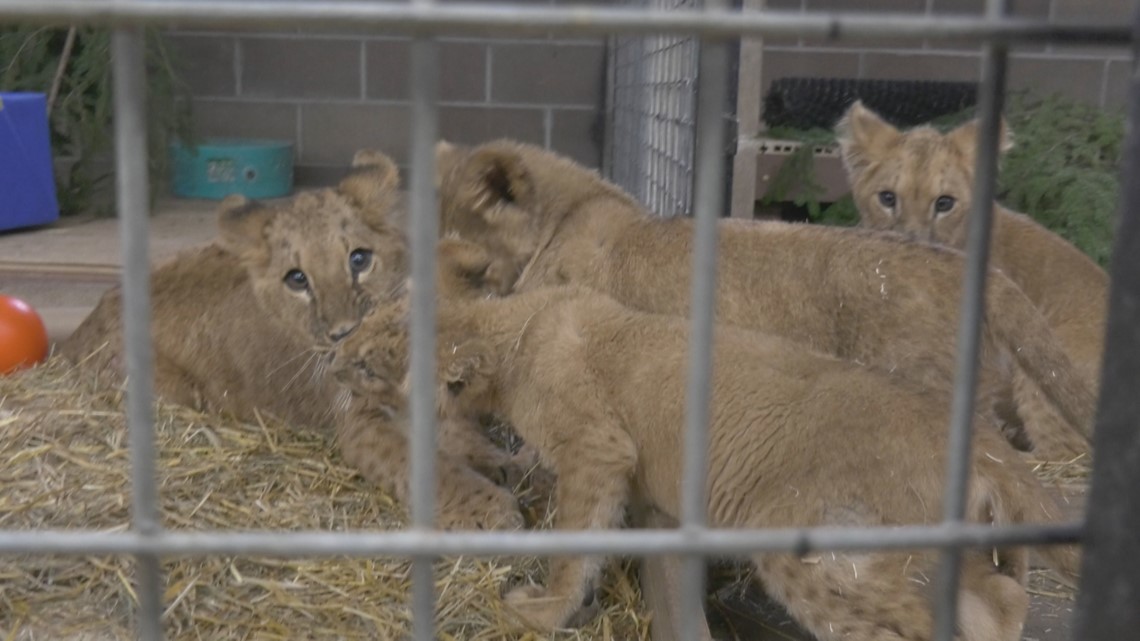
{"left": 0, "top": 2, "right": 1136, "bottom": 641}
{"left": 607, "top": 0, "right": 701, "bottom": 217}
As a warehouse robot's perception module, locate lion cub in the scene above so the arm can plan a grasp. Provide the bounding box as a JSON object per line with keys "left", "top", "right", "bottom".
{"left": 433, "top": 139, "right": 1096, "bottom": 462}
{"left": 836, "top": 100, "right": 1108, "bottom": 390}
{"left": 60, "top": 150, "right": 522, "bottom": 530}
{"left": 334, "top": 241, "right": 1079, "bottom": 641}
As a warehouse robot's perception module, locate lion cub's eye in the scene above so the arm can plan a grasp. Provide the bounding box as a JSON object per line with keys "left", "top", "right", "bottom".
{"left": 934, "top": 195, "right": 956, "bottom": 215}
{"left": 877, "top": 191, "right": 897, "bottom": 209}
{"left": 283, "top": 269, "right": 309, "bottom": 292}
{"left": 349, "top": 248, "right": 373, "bottom": 274}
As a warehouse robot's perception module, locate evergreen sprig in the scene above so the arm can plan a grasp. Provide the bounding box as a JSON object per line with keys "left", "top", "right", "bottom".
{"left": 1, "top": 26, "right": 194, "bottom": 216}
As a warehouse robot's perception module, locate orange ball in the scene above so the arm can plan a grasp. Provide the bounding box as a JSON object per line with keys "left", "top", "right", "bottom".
{"left": 0, "top": 295, "right": 49, "bottom": 374}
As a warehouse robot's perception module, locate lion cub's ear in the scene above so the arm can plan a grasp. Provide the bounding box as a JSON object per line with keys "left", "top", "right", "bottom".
{"left": 216, "top": 194, "right": 273, "bottom": 263}
{"left": 836, "top": 100, "right": 902, "bottom": 178}
{"left": 339, "top": 149, "right": 402, "bottom": 226}
{"left": 458, "top": 145, "right": 537, "bottom": 219}
{"left": 945, "top": 117, "right": 1015, "bottom": 161}
{"left": 434, "top": 139, "right": 466, "bottom": 188}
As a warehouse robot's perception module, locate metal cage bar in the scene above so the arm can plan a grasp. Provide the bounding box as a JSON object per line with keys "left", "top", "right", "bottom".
{"left": 680, "top": 33, "right": 731, "bottom": 639}
{"left": 0, "top": 2, "right": 1130, "bottom": 43}
{"left": 0, "top": 521, "right": 1083, "bottom": 557}
{"left": 0, "top": 2, "right": 1135, "bottom": 641}
{"left": 1072, "top": 5, "right": 1140, "bottom": 638}
{"left": 930, "top": 1, "right": 1010, "bottom": 639}
{"left": 407, "top": 8, "right": 441, "bottom": 639}
{"left": 110, "top": 26, "right": 164, "bottom": 641}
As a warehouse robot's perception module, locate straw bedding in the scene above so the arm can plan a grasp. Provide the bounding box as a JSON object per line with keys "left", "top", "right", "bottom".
{"left": 0, "top": 358, "right": 651, "bottom": 641}
{"left": 0, "top": 357, "right": 1090, "bottom": 640}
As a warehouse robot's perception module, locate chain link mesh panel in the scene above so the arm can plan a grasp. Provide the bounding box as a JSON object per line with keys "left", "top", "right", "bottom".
{"left": 607, "top": 0, "right": 702, "bottom": 218}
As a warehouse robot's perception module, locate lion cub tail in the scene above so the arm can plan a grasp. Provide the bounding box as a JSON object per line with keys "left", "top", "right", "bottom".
{"left": 987, "top": 277, "right": 1098, "bottom": 440}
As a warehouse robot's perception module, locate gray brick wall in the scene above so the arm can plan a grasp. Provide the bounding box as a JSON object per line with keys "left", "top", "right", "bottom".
{"left": 167, "top": 18, "right": 608, "bottom": 186}
{"left": 760, "top": 0, "right": 1134, "bottom": 117}
{"left": 164, "top": 0, "right": 1132, "bottom": 189}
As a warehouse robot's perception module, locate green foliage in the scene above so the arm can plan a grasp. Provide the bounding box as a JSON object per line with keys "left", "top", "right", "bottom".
{"left": 757, "top": 126, "right": 864, "bottom": 227}
{"left": 760, "top": 91, "right": 1123, "bottom": 266}
{"left": 815, "top": 194, "right": 861, "bottom": 227}
{"left": 1, "top": 26, "right": 193, "bottom": 216}
{"left": 757, "top": 127, "right": 834, "bottom": 222}
{"left": 997, "top": 92, "right": 1122, "bottom": 266}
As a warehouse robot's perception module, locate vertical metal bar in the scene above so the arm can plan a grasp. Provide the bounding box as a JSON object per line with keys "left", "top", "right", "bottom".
{"left": 931, "top": 2, "right": 1008, "bottom": 640}
{"left": 112, "top": 27, "right": 163, "bottom": 641}
{"left": 681, "top": 32, "right": 730, "bottom": 641}
{"left": 602, "top": 34, "right": 617, "bottom": 179}
{"left": 1072, "top": 5, "right": 1140, "bottom": 637}
{"left": 408, "top": 0, "right": 440, "bottom": 638}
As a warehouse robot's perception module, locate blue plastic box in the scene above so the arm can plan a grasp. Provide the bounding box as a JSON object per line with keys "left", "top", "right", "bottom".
{"left": 0, "top": 92, "right": 61, "bottom": 232}
{"left": 170, "top": 138, "right": 294, "bottom": 200}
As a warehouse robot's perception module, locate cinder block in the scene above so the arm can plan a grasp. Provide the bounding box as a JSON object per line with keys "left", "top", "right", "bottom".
{"left": 491, "top": 43, "right": 606, "bottom": 105}
{"left": 166, "top": 35, "right": 237, "bottom": 97}
{"left": 241, "top": 37, "right": 361, "bottom": 99}
{"left": 861, "top": 51, "right": 981, "bottom": 82}
{"left": 761, "top": 49, "right": 860, "bottom": 98}
{"left": 1103, "top": 58, "right": 1132, "bottom": 109}
{"left": 301, "top": 103, "right": 410, "bottom": 165}
{"left": 190, "top": 99, "right": 297, "bottom": 142}
{"left": 439, "top": 105, "right": 546, "bottom": 147}
{"left": 551, "top": 109, "right": 604, "bottom": 168}
{"left": 366, "top": 40, "right": 487, "bottom": 102}
{"left": 1008, "top": 55, "right": 1106, "bottom": 105}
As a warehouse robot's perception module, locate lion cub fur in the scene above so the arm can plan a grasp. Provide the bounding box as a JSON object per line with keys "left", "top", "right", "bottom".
{"left": 836, "top": 100, "right": 1108, "bottom": 392}
{"left": 334, "top": 240, "right": 1079, "bottom": 641}
{"left": 433, "top": 139, "right": 1096, "bottom": 461}
{"left": 59, "top": 151, "right": 522, "bottom": 530}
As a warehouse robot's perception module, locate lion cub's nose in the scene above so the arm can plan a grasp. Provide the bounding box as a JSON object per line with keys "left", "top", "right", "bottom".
{"left": 328, "top": 322, "right": 359, "bottom": 343}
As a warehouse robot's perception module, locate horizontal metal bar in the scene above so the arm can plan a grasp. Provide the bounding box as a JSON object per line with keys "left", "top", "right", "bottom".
{"left": 0, "top": 522, "right": 1081, "bottom": 558}
{"left": 0, "top": 1, "right": 1129, "bottom": 44}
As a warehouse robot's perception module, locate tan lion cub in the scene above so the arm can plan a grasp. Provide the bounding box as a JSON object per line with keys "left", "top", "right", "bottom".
{"left": 836, "top": 100, "right": 1108, "bottom": 391}
{"left": 334, "top": 242, "right": 1079, "bottom": 641}
{"left": 60, "top": 151, "right": 409, "bottom": 425}
{"left": 433, "top": 139, "right": 1096, "bottom": 461}
{"left": 60, "top": 150, "right": 522, "bottom": 530}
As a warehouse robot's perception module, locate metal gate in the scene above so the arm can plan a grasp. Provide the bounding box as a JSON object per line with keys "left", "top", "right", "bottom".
{"left": 0, "top": 2, "right": 1137, "bottom": 641}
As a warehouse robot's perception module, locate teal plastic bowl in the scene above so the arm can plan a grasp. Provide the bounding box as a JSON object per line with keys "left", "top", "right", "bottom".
{"left": 170, "top": 138, "right": 293, "bottom": 200}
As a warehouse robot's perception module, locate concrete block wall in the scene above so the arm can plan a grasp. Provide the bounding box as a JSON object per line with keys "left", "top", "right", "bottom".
{"left": 760, "top": 0, "right": 1135, "bottom": 115}
{"left": 164, "top": 0, "right": 1132, "bottom": 188}
{"left": 165, "top": 0, "right": 610, "bottom": 186}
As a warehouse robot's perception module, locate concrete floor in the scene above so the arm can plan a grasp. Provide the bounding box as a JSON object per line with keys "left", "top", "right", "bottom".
{"left": 0, "top": 198, "right": 217, "bottom": 343}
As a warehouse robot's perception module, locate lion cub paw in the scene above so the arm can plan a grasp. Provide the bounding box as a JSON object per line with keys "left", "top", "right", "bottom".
{"left": 504, "top": 584, "right": 599, "bottom": 631}
{"left": 437, "top": 482, "right": 525, "bottom": 531}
